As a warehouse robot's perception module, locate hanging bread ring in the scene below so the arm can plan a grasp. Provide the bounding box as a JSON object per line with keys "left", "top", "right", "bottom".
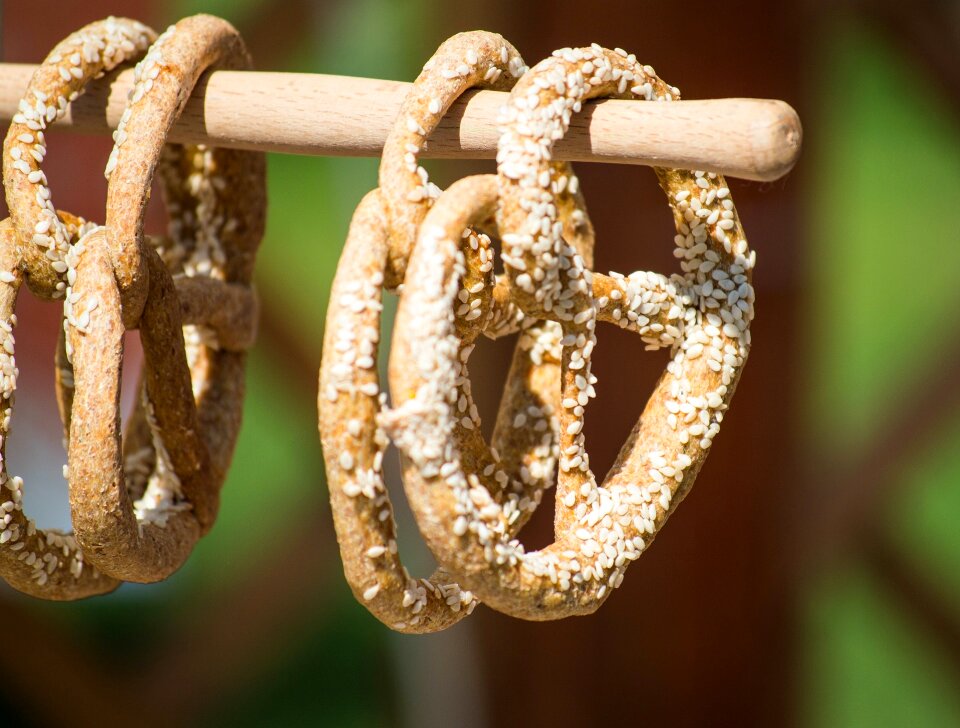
{"left": 377, "top": 30, "right": 527, "bottom": 287}
{"left": 0, "top": 16, "right": 262, "bottom": 598}
{"left": 65, "top": 15, "right": 264, "bottom": 584}
{"left": 1, "top": 15, "right": 253, "bottom": 445}
{"left": 0, "top": 17, "right": 159, "bottom": 493}
{"left": 386, "top": 46, "right": 754, "bottom": 620}
{"left": 320, "top": 32, "right": 595, "bottom": 632}
{"left": 0, "top": 17, "right": 160, "bottom": 599}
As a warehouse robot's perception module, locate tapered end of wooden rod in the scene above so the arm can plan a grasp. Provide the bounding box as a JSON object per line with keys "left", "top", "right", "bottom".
{"left": 749, "top": 99, "right": 802, "bottom": 181}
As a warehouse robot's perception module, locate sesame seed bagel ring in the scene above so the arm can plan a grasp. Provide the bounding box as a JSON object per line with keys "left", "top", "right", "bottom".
{"left": 387, "top": 46, "right": 755, "bottom": 620}
{"left": 3, "top": 17, "right": 156, "bottom": 302}
{"left": 321, "top": 34, "right": 596, "bottom": 632}
{"left": 61, "top": 16, "right": 265, "bottom": 583}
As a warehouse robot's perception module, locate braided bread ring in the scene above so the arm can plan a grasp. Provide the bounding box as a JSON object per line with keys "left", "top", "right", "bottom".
{"left": 2, "top": 17, "right": 156, "bottom": 301}
{"left": 321, "top": 33, "right": 595, "bottom": 631}
{"left": 61, "top": 16, "right": 265, "bottom": 582}
{"left": 388, "top": 46, "right": 754, "bottom": 620}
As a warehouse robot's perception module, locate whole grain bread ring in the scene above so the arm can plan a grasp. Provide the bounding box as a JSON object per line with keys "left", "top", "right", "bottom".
{"left": 386, "top": 47, "right": 755, "bottom": 620}
{"left": 2, "top": 17, "right": 156, "bottom": 301}
{"left": 320, "top": 32, "right": 596, "bottom": 632}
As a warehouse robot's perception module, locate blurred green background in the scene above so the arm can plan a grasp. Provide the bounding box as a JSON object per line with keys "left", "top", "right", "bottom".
{"left": 0, "top": 0, "right": 958, "bottom": 726}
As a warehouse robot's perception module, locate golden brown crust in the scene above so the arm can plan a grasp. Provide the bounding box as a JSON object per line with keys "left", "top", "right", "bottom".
{"left": 386, "top": 46, "right": 755, "bottom": 620}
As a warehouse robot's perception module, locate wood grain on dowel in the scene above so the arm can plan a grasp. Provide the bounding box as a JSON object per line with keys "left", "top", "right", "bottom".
{"left": 0, "top": 63, "right": 801, "bottom": 181}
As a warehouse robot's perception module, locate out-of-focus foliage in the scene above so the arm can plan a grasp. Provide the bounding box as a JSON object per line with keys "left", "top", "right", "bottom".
{"left": 805, "top": 20, "right": 960, "bottom": 728}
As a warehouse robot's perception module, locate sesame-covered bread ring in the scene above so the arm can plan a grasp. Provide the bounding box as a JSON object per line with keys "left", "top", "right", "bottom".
{"left": 0, "top": 19, "right": 152, "bottom": 597}
{"left": 59, "top": 16, "right": 265, "bottom": 583}
{"left": 321, "top": 190, "right": 480, "bottom": 632}
{"left": 387, "top": 46, "right": 754, "bottom": 620}
{"left": 0, "top": 219, "right": 119, "bottom": 599}
{"left": 319, "top": 32, "right": 593, "bottom": 632}
{"left": 321, "top": 176, "right": 591, "bottom": 632}
{"left": 0, "top": 16, "right": 255, "bottom": 459}
{"left": 2, "top": 17, "right": 156, "bottom": 301}
{"left": 321, "top": 33, "right": 595, "bottom": 631}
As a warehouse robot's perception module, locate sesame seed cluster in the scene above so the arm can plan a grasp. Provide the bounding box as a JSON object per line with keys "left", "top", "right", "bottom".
{"left": 345, "top": 42, "right": 755, "bottom": 623}
{"left": 0, "top": 16, "right": 266, "bottom": 600}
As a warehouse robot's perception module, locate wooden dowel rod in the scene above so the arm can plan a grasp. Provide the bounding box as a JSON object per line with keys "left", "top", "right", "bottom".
{"left": 0, "top": 63, "right": 801, "bottom": 181}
